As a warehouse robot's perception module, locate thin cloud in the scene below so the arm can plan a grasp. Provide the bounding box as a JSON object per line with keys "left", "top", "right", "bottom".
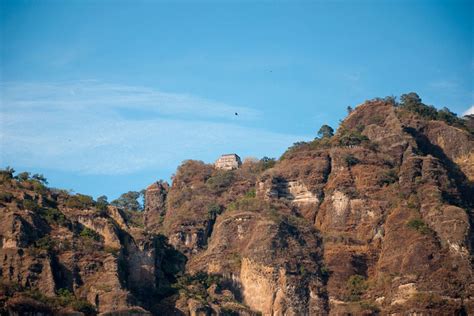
{"left": 463, "top": 105, "right": 474, "bottom": 116}
{"left": 429, "top": 79, "right": 459, "bottom": 90}
{"left": 0, "top": 81, "right": 307, "bottom": 175}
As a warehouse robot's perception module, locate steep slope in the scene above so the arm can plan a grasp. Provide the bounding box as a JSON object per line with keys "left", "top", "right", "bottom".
{"left": 1, "top": 98, "right": 472, "bottom": 315}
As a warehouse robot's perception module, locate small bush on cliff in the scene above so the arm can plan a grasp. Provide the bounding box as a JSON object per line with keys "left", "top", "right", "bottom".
{"left": 346, "top": 274, "right": 368, "bottom": 301}
{"left": 79, "top": 227, "right": 102, "bottom": 241}
{"left": 207, "top": 203, "right": 222, "bottom": 219}
{"left": 174, "top": 272, "right": 222, "bottom": 303}
{"left": 377, "top": 169, "right": 399, "bottom": 186}
{"left": 34, "top": 236, "right": 57, "bottom": 252}
{"left": 344, "top": 154, "right": 360, "bottom": 167}
{"left": 0, "top": 191, "right": 14, "bottom": 203}
{"left": 406, "top": 218, "right": 431, "bottom": 234}
{"left": 0, "top": 166, "right": 15, "bottom": 182}
{"left": 206, "top": 171, "right": 234, "bottom": 193}
{"left": 40, "top": 207, "right": 68, "bottom": 226}
{"left": 336, "top": 128, "right": 369, "bottom": 147}
{"left": 16, "top": 171, "right": 31, "bottom": 182}
{"left": 66, "top": 194, "right": 95, "bottom": 209}
{"left": 258, "top": 156, "right": 276, "bottom": 171}
{"left": 24, "top": 288, "right": 96, "bottom": 315}
{"left": 22, "top": 199, "right": 39, "bottom": 211}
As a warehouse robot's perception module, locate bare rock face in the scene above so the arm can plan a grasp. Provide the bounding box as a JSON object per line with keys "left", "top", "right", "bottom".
{"left": 187, "top": 207, "right": 328, "bottom": 315}
{"left": 144, "top": 181, "right": 169, "bottom": 233}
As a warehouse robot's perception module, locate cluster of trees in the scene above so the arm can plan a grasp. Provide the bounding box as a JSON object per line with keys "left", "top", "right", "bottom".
{"left": 398, "top": 92, "right": 465, "bottom": 127}
{"left": 0, "top": 167, "right": 48, "bottom": 185}
{"left": 340, "top": 92, "right": 471, "bottom": 138}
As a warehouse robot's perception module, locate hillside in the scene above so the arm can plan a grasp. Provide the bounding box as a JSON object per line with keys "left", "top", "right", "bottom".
{"left": 1, "top": 96, "right": 473, "bottom": 315}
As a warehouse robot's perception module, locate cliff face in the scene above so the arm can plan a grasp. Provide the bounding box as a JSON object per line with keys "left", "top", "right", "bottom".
{"left": 0, "top": 100, "right": 473, "bottom": 315}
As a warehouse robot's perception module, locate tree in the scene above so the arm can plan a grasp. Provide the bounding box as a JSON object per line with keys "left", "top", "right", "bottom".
{"left": 437, "top": 107, "right": 457, "bottom": 124}
{"left": 317, "top": 124, "right": 334, "bottom": 138}
{"left": 464, "top": 114, "right": 474, "bottom": 133}
{"left": 0, "top": 166, "right": 15, "bottom": 180}
{"left": 16, "top": 172, "right": 30, "bottom": 182}
{"left": 384, "top": 95, "right": 397, "bottom": 106}
{"left": 259, "top": 157, "right": 276, "bottom": 171}
{"left": 400, "top": 92, "right": 422, "bottom": 107}
{"left": 32, "top": 173, "right": 48, "bottom": 184}
{"left": 111, "top": 191, "right": 144, "bottom": 211}
{"left": 96, "top": 195, "right": 109, "bottom": 211}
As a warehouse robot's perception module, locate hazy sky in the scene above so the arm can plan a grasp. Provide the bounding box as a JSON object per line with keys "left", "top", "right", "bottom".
{"left": 1, "top": 0, "right": 473, "bottom": 199}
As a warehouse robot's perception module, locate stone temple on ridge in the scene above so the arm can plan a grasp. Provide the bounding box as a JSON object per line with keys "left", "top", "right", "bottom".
{"left": 215, "top": 154, "right": 242, "bottom": 170}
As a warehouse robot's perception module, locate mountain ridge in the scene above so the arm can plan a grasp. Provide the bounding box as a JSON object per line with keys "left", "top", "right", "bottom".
{"left": 1, "top": 95, "right": 473, "bottom": 315}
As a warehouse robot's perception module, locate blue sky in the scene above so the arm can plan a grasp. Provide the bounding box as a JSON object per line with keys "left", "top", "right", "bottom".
{"left": 1, "top": 0, "right": 473, "bottom": 199}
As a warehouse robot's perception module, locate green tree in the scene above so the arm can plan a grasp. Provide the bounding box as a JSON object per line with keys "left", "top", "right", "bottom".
{"left": 317, "top": 124, "right": 334, "bottom": 138}
{"left": 0, "top": 166, "right": 15, "bottom": 182}
{"left": 111, "top": 191, "right": 143, "bottom": 211}
{"left": 32, "top": 173, "right": 48, "bottom": 184}
{"left": 96, "top": 195, "right": 108, "bottom": 211}
{"left": 400, "top": 92, "right": 422, "bottom": 107}
{"left": 16, "top": 172, "right": 30, "bottom": 182}
{"left": 437, "top": 107, "right": 459, "bottom": 125}
{"left": 259, "top": 156, "right": 276, "bottom": 171}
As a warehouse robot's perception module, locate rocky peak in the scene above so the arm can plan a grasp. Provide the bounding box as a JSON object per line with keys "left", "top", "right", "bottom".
{"left": 1, "top": 97, "right": 473, "bottom": 315}
{"left": 144, "top": 180, "right": 169, "bottom": 233}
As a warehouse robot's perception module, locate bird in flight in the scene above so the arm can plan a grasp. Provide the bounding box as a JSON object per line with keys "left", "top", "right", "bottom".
{"left": 235, "top": 112, "right": 238, "bottom": 116}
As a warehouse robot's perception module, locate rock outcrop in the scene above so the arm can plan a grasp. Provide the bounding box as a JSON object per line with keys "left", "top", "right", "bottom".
{"left": 1, "top": 98, "right": 472, "bottom": 315}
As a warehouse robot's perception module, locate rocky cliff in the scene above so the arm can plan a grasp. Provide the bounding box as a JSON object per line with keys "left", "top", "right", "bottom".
{"left": 0, "top": 98, "right": 473, "bottom": 315}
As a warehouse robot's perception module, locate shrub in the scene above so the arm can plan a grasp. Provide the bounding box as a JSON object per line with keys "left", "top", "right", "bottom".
{"left": 40, "top": 208, "right": 68, "bottom": 226}
{"left": 378, "top": 169, "right": 398, "bottom": 186}
{"left": 346, "top": 275, "right": 368, "bottom": 301}
{"left": 31, "top": 180, "right": 48, "bottom": 194}
{"left": 32, "top": 173, "right": 48, "bottom": 184}
{"left": 174, "top": 272, "right": 222, "bottom": 303}
{"left": 207, "top": 203, "right": 222, "bottom": 219}
{"left": 35, "top": 236, "right": 56, "bottom": 252}
{"left": 0, "top": 166, "right": 15, "bottom": 182}
{"left": 57, "top": 288, "right": 74, "bottom": 305}
{"left": 406, "top": 218, "right": 431, "bottom": 234}
{"left": 206, "top": 171, "right": 234, "bottom": 193}
{"left": 22, "top": 199, "right": 39, "bottom": 211}
{"left": 344, "top": 154, "right": 360, "bottom": 167}
{"left": 258, "top": 157, "right": 276, "bottom": 171}
{"left": 66, "top": 194, "right": 95, "bottom": 209}
{"left": 16, "top": 171, "right": 30, "bottom": 182}
{"left": 337, "top": 129, "right": 369, "bottom": 147}
{"left": 70, "top": 300, "right": 97, "bottom": 315}
{"left": 79, "top": 227, "right": 102, "bottom": 241}
{"left": 245, "top": 188, "right": 256, "bottom": 198}
{"left": 437, "top": 107, "right": 465, "bottom": 128}
{"left": 0, "top": 192, "right": 14, "bottom": 203}
{"left": 359, "top": 300, "right": 380, "bottom": 313}
{"left": 320, "top": 265, "right": 330, "bottom": 278}
{"left": 227, "top": 196, "right": 269, "bottom": 213}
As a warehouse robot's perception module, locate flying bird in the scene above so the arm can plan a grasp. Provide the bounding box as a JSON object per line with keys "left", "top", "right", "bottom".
{"left": 235, "top": 112, "right": 238, "bottom": 116}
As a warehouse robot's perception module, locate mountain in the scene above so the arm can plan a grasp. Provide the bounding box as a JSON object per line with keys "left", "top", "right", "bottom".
{"left": 1, "top": 97, "right": 473, "bottom": 315}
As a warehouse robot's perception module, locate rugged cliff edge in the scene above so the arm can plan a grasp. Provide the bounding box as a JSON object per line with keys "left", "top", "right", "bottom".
{"left": 1, "top": 98, "right": 473, "bottom": 315}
